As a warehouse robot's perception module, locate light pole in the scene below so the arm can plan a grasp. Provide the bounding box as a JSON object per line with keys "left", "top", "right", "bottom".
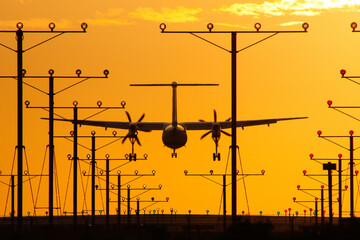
{"left": 160, "top": 22, "right": 308, "bottom": 224}
{"left": 0, "top": 22, "right": 87, "bottom": 227}
{"left": 184, "top": 169, "right": 265, "bottom": 230}
{"left": 316, "top": 130, "right": 359, "bottom": 218}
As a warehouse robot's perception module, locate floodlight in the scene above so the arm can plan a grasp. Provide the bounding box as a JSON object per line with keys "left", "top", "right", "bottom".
{"left": 103, "top": 69, "right": 109, "bottom": 77}
{"left": 207, "top": 23, "right": 214, "bottom": 32}
{"left": 49, "top": 22, "right": 55, "bottom": 31}
{"left": 48, "top": 69, "right": 54, "bottom": 76}
{"left": 97, "top": 101, "right": 102, "bottom": 107}
{"left": 302, "top": 22, "right": 309, "bottom": 32}
{"left": 340, "top": 69, "right": 346, "bottom": 77}
{"left": 76, "top": 69, "right": 81, "bottom": 77}
{"left": 254, "top": 22, "right": 261, "bottom": 31}
{"left": 81, "top": 22, "right": 88, "bottom": 31}
{"left": 351, "top": 22, "right": 358, "bottom": 31}
{"left": 159, "top": 23, "right": 166, "bottom": 32}
{"left": 17, "top": 22, "right": 23, "bottom": 30}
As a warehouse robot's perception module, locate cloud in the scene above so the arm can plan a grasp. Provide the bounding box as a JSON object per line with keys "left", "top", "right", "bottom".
{"left": 130, "top": 6, "right": 203, "bottom": 23}
{"left": 84, "top": 18, "right": 133, "bottom": 26}
{"left": 280, "top": 21, "right": 305, "bottom": 26}
{"left": 218, "top": 0, "right": 360, "bottom": 17}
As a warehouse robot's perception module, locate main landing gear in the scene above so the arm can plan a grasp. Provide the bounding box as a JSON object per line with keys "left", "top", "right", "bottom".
{"left": 213, "top": 152, "right": 220, "bottom": 161}
{"left": 212, "top": 141, "right": 220, "bottom": 161}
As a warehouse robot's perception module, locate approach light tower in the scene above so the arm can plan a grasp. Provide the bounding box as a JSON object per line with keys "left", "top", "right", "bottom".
{"left": 160, "top": 22, "right": 309, "bottom": 224}
{"left": 0, "top": 22, "right": 87, "bottom": 227}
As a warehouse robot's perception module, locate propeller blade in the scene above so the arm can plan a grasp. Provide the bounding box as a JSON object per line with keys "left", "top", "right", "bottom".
{"left": 225, "top": 117, "right": 231, "bottom": 122}
{"left": 200, "top": 131, "right": 212, "bottom": 140}
{"left": 137, "top": 113, "right": 145, "bottom": 123}
{"left": 199, "top": 119, "right": 206, "bottom": 122}
{"left": 135, "top": 135, "right": 141, "bottom": 146}
{"left": 122, "top": 134, "right": 129, "bottom": 144}
{"left": 213, "top": 109, "right": 217, "bottom": 122}
{"left": 220, "top": 130, "right": 231, "bottom": 137}
{"left": 125, "top": 111, "right": 132, "bottom": 122}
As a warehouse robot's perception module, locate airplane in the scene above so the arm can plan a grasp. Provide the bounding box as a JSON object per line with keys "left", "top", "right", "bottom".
{"left": 51, "top": 81, "right": 307, "bottom": 160}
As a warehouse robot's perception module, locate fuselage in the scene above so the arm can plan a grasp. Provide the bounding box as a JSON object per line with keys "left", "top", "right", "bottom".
{"left": 162, "top": 124, "right": 187, "bottom": 149}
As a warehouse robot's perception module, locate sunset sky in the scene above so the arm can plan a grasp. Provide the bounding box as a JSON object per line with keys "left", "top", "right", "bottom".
{"left": 1, "top": 0, "right": 360, "bottom": 218}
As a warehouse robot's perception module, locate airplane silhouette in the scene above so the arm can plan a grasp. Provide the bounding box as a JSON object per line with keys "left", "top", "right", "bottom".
{"left": 52, "top": 81, "right": 307, "bottom": 159}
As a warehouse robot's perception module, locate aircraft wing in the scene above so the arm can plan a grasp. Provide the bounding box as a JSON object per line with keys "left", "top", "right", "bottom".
{"left": 49, "top": 118, "right": 165, "bottom": 131}
{"left": 183, "top": 117, "right": 307, "bottom": 130}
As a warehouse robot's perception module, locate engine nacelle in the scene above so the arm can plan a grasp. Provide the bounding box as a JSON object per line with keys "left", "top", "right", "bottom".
{"left": 162, "top": 124, "right": 187, "bottom": 149}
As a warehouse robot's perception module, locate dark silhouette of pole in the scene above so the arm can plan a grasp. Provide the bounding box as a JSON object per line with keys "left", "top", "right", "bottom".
{"left": 323, "top": 162, "right": 336, "bottom": 225}
{"left": 231, "top": 32, "right": 237, "bottom": 225}
{"left": 49, "top": 75, "right": 54, "bottom": 226}
{"left": 16, "top": 27, "right": 23, "bottom": 228}
{"left": 11, "top": 175, "right": 15, "bottom": 226}
{"left": 315, "top": 198, "right": 318, "bottom": 225}
{"left": 321, "top": 187, "right": 324, "bottom": 225}
{"left": 338, "top": 154, "right": 342, "bottom": 223}
{"left": 136, "top": 198, "right": 140, "bottom": 226}
{"left": 106, "top": 155, "right": 110, "bottom": 228}
{"left": 127, "top": 187, "right": 130, "bottom": 225}
{"left": 223, "top": 174, "right": 226, "bottom": 230}
{"left": 118, "top": 174, "right": 121, "bottom": 225}
{"left": 73, "top": 106, "right": 78, "bottom": 226}
{"left": 350, "top": 133, "right": 354, "bottom": 218}
{"left": 91, "top": 135, "right": 95, "bottom": 226}
{"left": 329, "top": 170, "right": 333, "bottom": 225}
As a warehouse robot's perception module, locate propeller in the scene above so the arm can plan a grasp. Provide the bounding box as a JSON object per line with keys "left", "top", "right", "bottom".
{"left": 199, "top": 110, "right": 231, "bottom": 140}
{"left": 122, "top": 111, "right": 146, "bottom": 146}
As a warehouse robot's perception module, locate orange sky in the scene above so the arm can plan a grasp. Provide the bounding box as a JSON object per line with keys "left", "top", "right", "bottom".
{"left": 1, "top": 0, "right": 360, "bottom": 217}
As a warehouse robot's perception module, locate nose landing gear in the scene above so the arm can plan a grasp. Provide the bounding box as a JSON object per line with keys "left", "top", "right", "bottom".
{"left": 171, "top": 149, "right": 177, "bottom": 158}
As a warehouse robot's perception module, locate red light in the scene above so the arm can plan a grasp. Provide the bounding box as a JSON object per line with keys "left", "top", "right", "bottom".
{"left": 337, "top": 197, "right": 340, "bottom": 201}
{"left": 321, "top": 185, "right": 324, "bottom": 189}
{"left": 304, "top": 210, "right": 307, "bottom": 213}
{"left": 309, "top": 208, "right": 312, "bottom": 212}
{"left": 338, "top": 154, "right": 342, "bottom": 158}
{"left": 293, "top": 197, "right": 296, "bottom": 201}
{"left": 303, "top": 170, "right": 307, "bottom": 175}
{"left": 345, "top": 185, "right": 348, "bottom": 189}
{"left": 356, "top": 170, "right": 359, "bottom": 175}
{"left": 309, "top": 153, "right": 314, "bottom": 159}
{"left": 317, "top": 130, "right": 322, "bottom": 136}
{"left": 297, "top": 185, "right": 300, "bottom": 189}
{"left": 315, "top": 197, "right": 318, "bottom": 201}
{"left": 327, "top": 100, "right": 332, "bottom": 107}
{"left": 285, "top": 210, "right": 287, "bottom": 213}
{"left": 340, "top": 69, "right": 346, "bottom": 76}
{"left": 351, "top": 22, "right": 358, "bottom": 31}
{"left": 323, "top": 210, "right": 326, "bottom": 213}
{"left": 288, "top": 208, "right": 291, "bottom": 211}
{"left": 350, "top": 130, "right": 354, "bottom": 136}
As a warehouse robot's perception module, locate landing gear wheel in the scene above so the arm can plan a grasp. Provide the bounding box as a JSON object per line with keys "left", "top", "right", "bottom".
{"left": 133, "top": 153, "right": 137, "bottom": 161}
{"left": 172, "top": 152, "right": 177, "bottom": 158}
{"left": 218, "top": 153, "right": 221, "bottom": 161}
{"left": 129, "top": 153, "right": 132, "bottom": 161}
